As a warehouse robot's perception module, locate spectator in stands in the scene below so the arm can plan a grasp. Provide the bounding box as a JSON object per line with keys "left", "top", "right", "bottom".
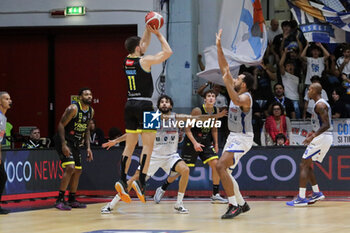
{"left": 264, "top": 83, "right": 296, "bottom": 119}
{"left": 261, "top": 102, "right": 291, "bottom": 146}
{"left": 271, "top": 20, "right": 291, "bottom": 63}
{"left": 275, "top": 133, "right": 287, "bottom": 146}
{"left": 89, "top": 119, "right": 106, "bottom": 147}
{"left": 301, "top": 41, "right": 330, "bottom": 86}
{"left": 22, "top": 127, "right": 47, "bottom": 149}
{"left": 303, "top": 76, "right": 329, "bottom": 119}
{"left": 279, "top": 48, "right": 301, "bottom": 118}
{"left": 330, "top": 88, "right": 348, "bottom": 118}
{"left": 267, "top": 19, "right": 282, "bottom": 44}
{"left": 252, "top": 59, "right": 277, "bottom": 101}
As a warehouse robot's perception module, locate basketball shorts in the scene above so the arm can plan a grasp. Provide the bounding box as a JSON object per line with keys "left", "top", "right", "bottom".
{"left": 181, "top": 142, "right": 218, "bottom": 167}
{"left": 146, "top": 153, "right": 183, "bottom": 177}
{"left": 54, "top": 135, "right": 82, "bottom": 169}
{"left": 302, "top": 133, "right": 332, "bottom": 163}
{"left": 124, "top": 100, "right": 154, "bottom": 133}
{"left": 223, "top": 132, "right": 254, "bottom": 169}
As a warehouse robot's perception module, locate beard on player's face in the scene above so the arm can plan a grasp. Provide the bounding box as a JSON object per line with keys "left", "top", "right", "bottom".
{"left": 159, "top": 104, "right": 172, "bottom": 114}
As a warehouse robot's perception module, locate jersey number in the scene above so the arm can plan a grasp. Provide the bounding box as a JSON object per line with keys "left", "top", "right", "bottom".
{"left": 128, "top": 76, "right": 136, "bottom": 91}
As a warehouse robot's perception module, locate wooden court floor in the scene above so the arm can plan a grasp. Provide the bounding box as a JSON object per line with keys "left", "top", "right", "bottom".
{"left": 1, "top": 200, "right": 350, "bottom": 233}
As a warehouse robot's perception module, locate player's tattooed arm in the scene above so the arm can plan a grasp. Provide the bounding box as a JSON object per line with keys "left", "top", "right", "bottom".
{"left": 57, "top": 104, "right": 77, "bottom": 145}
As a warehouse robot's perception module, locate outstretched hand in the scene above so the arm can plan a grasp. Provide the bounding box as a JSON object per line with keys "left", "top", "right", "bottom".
{"left": 216, "top": 29, "right": 223, "bottom": 46}
{"left": 102, "top": 140, "right": 118, "bottom": 150}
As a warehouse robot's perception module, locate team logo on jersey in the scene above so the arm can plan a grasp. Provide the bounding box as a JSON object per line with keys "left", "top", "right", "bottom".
{"left": 156, "top": 137, "right": 160, "bottom": 142}
{"left": 164, "top": 136, "right": 168, "bottom": 141}
{"left": 143, "top": 110, "right": 161, "bottom": 129}
{"left": 125, "top": 59, "right": 135, "bottom": 66}
{"left": 171, "top": 136, "right": 176, "bottom": 141}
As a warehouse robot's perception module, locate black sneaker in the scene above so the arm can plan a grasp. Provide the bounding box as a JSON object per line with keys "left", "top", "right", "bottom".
{"left": 240, "top": 202, "right": 250, "bottom": 213}
{"left": 221, "top": 204, "right": 242, "bottom": 219}
{"left": 132, "top": 180, "right": 146, "bottom": 203}
{"left": 0, "top": 207, "right": 10, "bottom": 215}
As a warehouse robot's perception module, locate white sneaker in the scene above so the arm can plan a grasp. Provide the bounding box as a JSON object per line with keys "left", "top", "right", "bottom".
{"left": 211, "top": 193, "right": 228, "bottom": 204}
{"left": 174, "top": 202, "right": 189, "bottom": 214}
{"left": 101, "top": 203, "right": 113, "bottom": 214}
{"left": 154, "top": 187, "right": 165, "bottom": 204}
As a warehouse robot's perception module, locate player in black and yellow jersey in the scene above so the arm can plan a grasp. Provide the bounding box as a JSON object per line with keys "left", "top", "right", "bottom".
{"left": 54, "top": 88, "right": 94, "bottom": 210}
{"left": 180, "top": 90, "right": 228, "bottom": 204}
{"left": 115, "top": 25, "right": 172, "bottom": 203}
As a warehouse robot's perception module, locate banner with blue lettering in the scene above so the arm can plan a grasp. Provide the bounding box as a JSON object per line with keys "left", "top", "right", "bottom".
{"left": 287, "top": 0, "right": 350, "bottom": 43}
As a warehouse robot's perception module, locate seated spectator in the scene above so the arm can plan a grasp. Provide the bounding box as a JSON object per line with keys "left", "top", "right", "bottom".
{"left": 275, "top": 133, "right": 287, "bottom": 146}
{"left": 261, "top": 102, "right": 291, "bottom": 146}
{"left": 108, "top": 127, "right": 124, "bottom": 147}
{"left": 301, "top": 41, "right": 329, "bottom": 86}
{"left": 264, "top": 83, "right": 296, "bottom": 119}
{"left": 22, "top": 127, "right": 47, "bottom": 149}
{"left": 303, "top": 75, "right": 329, "bottom": 119}
{"left": 331, "top": 88, "right": 348, "bottom": 118}
{"left": 89, "top": 119, "right": 106, "bottom": 147}
{"left": 279, "top": 48, "right": 301, "bottom": 118}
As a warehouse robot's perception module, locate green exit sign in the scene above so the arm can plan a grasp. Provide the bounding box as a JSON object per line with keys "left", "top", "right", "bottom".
{"left": 65, "top": 6, "right": 86, "bottom": 16}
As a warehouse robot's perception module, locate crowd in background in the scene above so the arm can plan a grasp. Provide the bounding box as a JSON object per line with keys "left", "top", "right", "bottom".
{"left": 198, "top": 19, "right": 350, "bottom": 146}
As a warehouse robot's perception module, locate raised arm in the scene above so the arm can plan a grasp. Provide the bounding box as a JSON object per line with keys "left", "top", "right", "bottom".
{"left": 139, "top": 27, "right": 152, "bottom": 53}
{"left": 141, "top": 25, "right": 173, "bottom": 70}
{"left": 279, "top": 48, "right": 287, "bottom": 75}
{"left": 316, "top": 42, "right": 330, "bottom": 59}
{"left": 216, "top": 29, "right": 229, "bottom": 76}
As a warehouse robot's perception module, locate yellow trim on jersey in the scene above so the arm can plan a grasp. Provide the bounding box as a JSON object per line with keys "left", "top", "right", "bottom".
{"left": 187, "top": 163, "right": 195, "bottom": 167}
{"left": 61, "top": 161, "right": 75, "bottom": 168}
{"left": 202, "top": 104, "right": 215, "bottom": 114}
{"left": 140, "top": 129, "right": 157, "bottom": 133}
{"left": 125, "top": 129, "right": 142, "bottom": 133}
{"left": 75, "top": 166, "right": 82, "bottom": 170}
{"left": 203, "top": 156, "right": 219, "bottom": 164}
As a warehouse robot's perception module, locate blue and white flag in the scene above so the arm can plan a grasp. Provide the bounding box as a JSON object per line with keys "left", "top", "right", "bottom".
{"left": 288, "top": 0, "right": 350, "bottom": 43}
{"left": 197, "top": 0, "right": 267, "bottom": 86}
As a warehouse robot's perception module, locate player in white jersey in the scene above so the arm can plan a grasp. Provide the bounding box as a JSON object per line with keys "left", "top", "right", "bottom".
{"left": 215, "top": 29, "right": 255, "bottom": 219}
{"left": 287, "top": 83, "right": 333, "bottom": 207}
{"left": 101, "top": 95, "right": 226, "bottom": 214}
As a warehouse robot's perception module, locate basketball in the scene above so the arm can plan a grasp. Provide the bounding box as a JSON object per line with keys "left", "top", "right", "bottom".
{"left": 145, "top": 11, "right": 164, "bottom": 30}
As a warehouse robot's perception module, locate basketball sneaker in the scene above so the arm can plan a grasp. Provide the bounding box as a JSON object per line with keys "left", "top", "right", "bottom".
{"left": 55, "top": 200, "right": 72, "bottom": 211}
{"left": 174, "top": 202, "right": 189, "bottom": 214}
{"left": 240, "top": 202, "right": 250, "bottom": 213}
{"left": 132, "top": 180, "right": 146, "bottom": 203}
{"left": 286, "top": 195, "right": 309, "bottom": 207}
{"left": 68, "top": 200, "right": 87, "bottom": 208}
{"left": 221, "top": 204, "right": 241, "bottom": 219}
{"left": 101, "top": 203, "right": 113, "bottom": 214}
{"left": 210, "top": 193, "right": 228, "bottom": 204}
{"left": 115, "top": 180, "right": 131, "bottom": 203}
{"left": 308, "top": 191, "right": 325, "bottom": 204}
{"left": 154, "top": 186, "right": 165, "bottom": 204}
